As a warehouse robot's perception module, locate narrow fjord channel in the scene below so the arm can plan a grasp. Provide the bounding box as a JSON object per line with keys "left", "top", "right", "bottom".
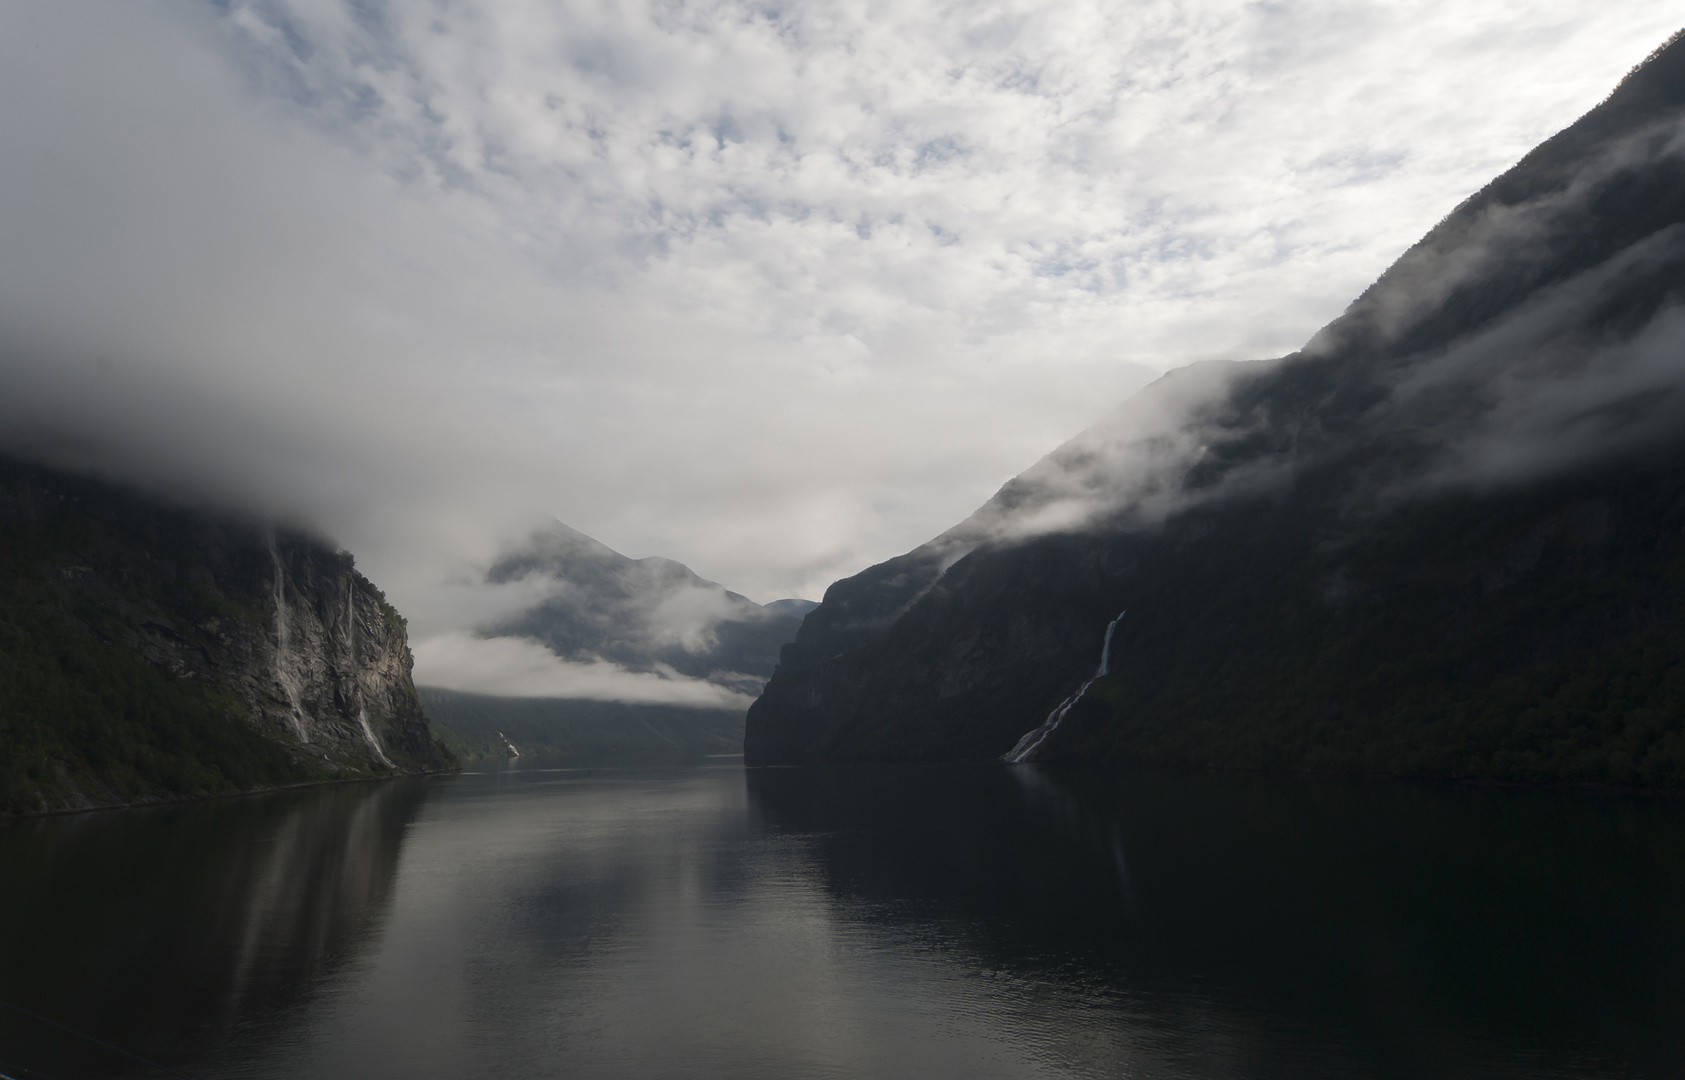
{"left": 3, "top": 764, "right": 1683, "bottom": 1080}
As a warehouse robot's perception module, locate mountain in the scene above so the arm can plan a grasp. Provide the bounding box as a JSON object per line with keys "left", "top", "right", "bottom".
{"left": 764, "top": 598, "right": 823, "bottom": 619}
{"left": 0, "top": 458, "right": 454, "bottom": 815}
{"left": 418, "top": 522, "right": 814, "bottom": 758}
{"left": 476, "top": 522, "right": 814, "bottom": 694}
{"left": 747, "top": 31, "right": 1685, "bottom": 789}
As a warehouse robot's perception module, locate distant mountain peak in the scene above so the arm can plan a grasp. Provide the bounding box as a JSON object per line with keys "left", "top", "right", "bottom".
{"left": 475, "top": 520, "right": 810, "bottom": 689}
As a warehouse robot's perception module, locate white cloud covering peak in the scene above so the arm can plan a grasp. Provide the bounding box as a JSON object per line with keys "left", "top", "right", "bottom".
{"left": 0, "top": 0, "right": 1679, "bottom": 653}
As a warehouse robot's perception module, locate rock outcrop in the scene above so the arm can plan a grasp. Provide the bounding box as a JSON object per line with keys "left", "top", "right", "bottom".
{"left": 0, "top": 458, "right": 453, "bottom": 814}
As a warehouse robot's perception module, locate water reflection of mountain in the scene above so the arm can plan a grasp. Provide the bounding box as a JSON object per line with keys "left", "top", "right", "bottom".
{"left": 10, "top": 767, "right": 1679, "bottom": 1079}
{"left": 439, "top": 770, "right": 761, "bottom": 1050}
{"left": 745, "top": 766, "right": 1685, "bottom": 1079}
{"left": 0, "top": 777, "right": 429, "bottom": 1078}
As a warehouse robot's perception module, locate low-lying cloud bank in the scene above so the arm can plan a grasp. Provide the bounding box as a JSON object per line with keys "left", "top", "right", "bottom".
{"left": 412, "top": 632, "right": 757, "bottom": 708}
{"left": 408, "top": 520, "right": 801, "bottom": 705}
{"left": 0, "top": 0, "right": 1676, "bottom": 648}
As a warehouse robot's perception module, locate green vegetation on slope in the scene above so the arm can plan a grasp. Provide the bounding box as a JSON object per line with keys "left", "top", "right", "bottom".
{"left": 749, "top": 457, "right": 1685, "bottom": 789}
{"left": 1013, "top": 458, "right": 1679, "bottom": 786}
{"left": 0, "top": 458, "right": 451, "bottom": 814}
{"left": 746, "top": 31, "right": 1685, "bottom": 787}
{"left": 0, "top": 561, "right": 315, "bottom": 815}
{"left": 1050, "top": 464, "right": 1685, "bottom": 787}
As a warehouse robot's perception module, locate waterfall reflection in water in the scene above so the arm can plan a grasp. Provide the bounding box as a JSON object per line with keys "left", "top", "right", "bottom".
{"left": 1, "top": 763, "right": 1683, "bottom": 1079}
{"left": 0, "top": 777, "right": 427, "bottom": 1078}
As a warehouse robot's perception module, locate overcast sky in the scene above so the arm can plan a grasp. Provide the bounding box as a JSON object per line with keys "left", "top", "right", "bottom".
{"left": 1, "top": 1, "right": 1679, "bottom": 652}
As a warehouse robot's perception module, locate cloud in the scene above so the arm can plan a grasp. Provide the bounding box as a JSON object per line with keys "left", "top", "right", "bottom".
{"left": 0, "top": 0, "right": 1678, "bottom": 671}
{"left": 643, "top": 582, "right": 755, "bottom": 654}
{"left": 962, "top": 357, "right": 1267, "bottom": 540}
{"left": 889, "top": 106, "right": 1685, "bottom": 569}
{"left": 412, "top": 631, "right": 757, "bottom": 707}
{"left": 476, "top": 522, "right": 794, "bottom": 682}
{"left": 1381, "top": 229, "right": 1685, "bottom": 495}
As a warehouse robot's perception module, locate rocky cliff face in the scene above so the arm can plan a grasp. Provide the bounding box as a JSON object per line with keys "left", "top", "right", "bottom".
{"left": 746, "top": 33, "right": 1685, "bottom": 787}
{"left": 250, "top": 531, "right": 438, "bottom": 768}
{"left": 0, "top": 458, "right": 452, "bottom": 814}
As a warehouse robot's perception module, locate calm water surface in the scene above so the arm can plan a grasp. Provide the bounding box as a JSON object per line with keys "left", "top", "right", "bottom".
{"left": 2, "top": 761, "right": 1683, "bottom": 1079}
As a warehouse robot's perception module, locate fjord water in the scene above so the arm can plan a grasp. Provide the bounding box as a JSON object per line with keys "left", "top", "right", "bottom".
{"left": 2, "top": 765, "right": 1683, "bottom": 1079}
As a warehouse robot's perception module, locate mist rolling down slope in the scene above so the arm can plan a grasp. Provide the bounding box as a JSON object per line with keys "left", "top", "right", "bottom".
{"left": 481, "top": 521, "right": 813, "bottom": 697}
{"left": 419, "top": 521, "right": 815, "bottom": 759}
{"left": 747, "top": 31, "right": 1685, "bottom": 787}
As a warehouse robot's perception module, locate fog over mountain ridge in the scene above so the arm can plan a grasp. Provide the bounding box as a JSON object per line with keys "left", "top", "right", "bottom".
{"left": 414, "top": 520, "right": 814, "bottom": 707}
{"left": 0, "top": 0, "right": 1676, "bottom": 673}
{"left": 747, "top": 29, "right": 1685, "bottom": 783}
{"left": 944, "top": 67, "right": 1685, "bottom": 556}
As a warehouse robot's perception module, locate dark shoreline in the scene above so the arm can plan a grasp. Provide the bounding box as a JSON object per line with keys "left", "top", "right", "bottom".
{"left": 0, "top": 765, "right": 461, "bottom": 823}
{"left": 767, "top": 755, "right": 1685, "bottom": 800}
{"left": 16, "top": 753, "right": 1683, "bottom": 825}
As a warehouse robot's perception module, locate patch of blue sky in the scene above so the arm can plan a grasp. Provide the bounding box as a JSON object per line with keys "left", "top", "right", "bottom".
{"left": 913, "top": 136, "right": 967, "bottom": 171}
{"left": 1304, "top": 147, "right": 1410, "bottom": 187}
{"left": 926, "top": 221, "right": 961, "bottom": 248}
{"left": 710, "top": 114, "right": 746, "bottom": 149}
{"left": 1028, "top": 249, "right": 1127, "bottom": 294}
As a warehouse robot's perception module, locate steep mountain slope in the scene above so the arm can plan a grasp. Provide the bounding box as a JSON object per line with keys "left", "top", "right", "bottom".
{"left": 418, "top": 522, "right": 814, "bottom": 758}
{"left": 478, "top": 521, "right": 814, "bottom": 693}
{"left": 747, "top": 32, "right": 1685, "bottom": 787}
{"left": 0, "top": 458, "right": 453, "bottom": 814}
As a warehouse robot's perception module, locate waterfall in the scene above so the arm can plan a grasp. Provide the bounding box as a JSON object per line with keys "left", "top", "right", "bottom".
{"left": 358, "top": 707, "right": 395, "bottom": 769}
{"left": 267, "top": 533, "right": 309, "bottom": 742}
{"left": 346, "top": 581, "right": 393, "bottom": 769}
{"left": 1003, "top": 610, "right": 1126, "bottom": 764}
{"left": 499, "top": 732, "right": 522, "bottom": 758}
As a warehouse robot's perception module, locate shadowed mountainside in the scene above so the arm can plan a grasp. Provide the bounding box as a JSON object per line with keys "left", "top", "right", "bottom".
{"left": 747, "top": 32, "right": 1685, "bottom": 788}
{"left": 0, "top": 458, "right": 454, "bottom": 815}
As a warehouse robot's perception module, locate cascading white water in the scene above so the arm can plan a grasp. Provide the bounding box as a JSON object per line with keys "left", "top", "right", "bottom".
{"left": 267, "top": 533, "right": 309, "bottom": 742}
{"left": 346, "top": 581, "right": 393, "bottom": 768}
{"left": 358, "top": 708, "right": 395, "bottom": 768}
{"left": 499, "top": 732, "right": 522, "bottom": 758}
{"left": 1003, "top": 610, "right": 1126, "bottom": 763}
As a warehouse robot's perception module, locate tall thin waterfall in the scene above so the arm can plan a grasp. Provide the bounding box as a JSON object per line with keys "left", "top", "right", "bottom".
{"left": 267, "top": 533, "right": 309, "bottom": 742}
{"left": 346, "top": 581, "right": 393, "bottom": 769}
{"left": 1003, "top": 610, "right": 1126, "bottom": 763}
{"left": 499, "top": 732, "right": 522, "bottom": 758}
